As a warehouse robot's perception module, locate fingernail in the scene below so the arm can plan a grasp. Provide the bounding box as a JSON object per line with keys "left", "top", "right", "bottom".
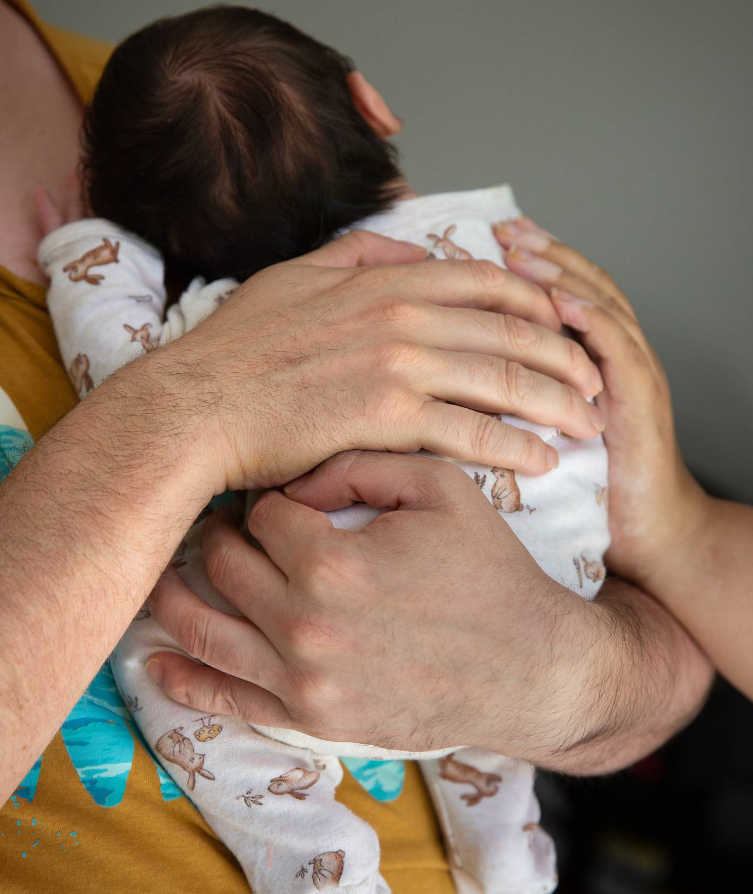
{"left": 509, "top": 231, "right": 550, "bottom": 252}
{"left": 284, "top": 474, "right": 310, "bottom": 495}
{"left": 590, "top": 404, "right": 606, "bottom": 432}
{"left": 507, "top": 248, "right": 562, "bottom": 280}
{"left": 591, "top": 367, "right": 605, "bottom": 396}
{"left": 494, "top": 221, "right": 523, "bottom": 238}
{"left": 546, "top": 446, "right": 559, "bottom": 470}
{"left": 400, "top": 240, "right": 428, "bottom": 254}
{"left": 146, "top": 658, "right": 163, "bottom": 686}
{"left": 551, "top": 288, "right": 591, "bottom": 331}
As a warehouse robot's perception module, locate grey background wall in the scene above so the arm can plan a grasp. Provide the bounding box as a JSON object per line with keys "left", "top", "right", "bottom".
{"left": 34, "top": 0, "right": 753, "bottom": 501}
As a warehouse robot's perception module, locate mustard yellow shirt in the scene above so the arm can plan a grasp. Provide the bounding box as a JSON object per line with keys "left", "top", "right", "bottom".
{"left": 0, "top": 3, "right": 454, "bottom": 892}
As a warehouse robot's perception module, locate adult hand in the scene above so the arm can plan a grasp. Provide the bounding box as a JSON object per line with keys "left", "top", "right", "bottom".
{"left": 494, "top": 218, "right": 708, "bottom": 588}
{"left": 496, "top": 220, "right": 753, "bottom": 704}
{"left": 148, "top": 451, "right": 711, "bottom": 773}
{"left": 156, "top": 229, "right": 606, "bottom": 497}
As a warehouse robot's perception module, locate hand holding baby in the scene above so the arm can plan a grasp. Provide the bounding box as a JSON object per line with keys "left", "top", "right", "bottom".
{"left": 156, "top": 229, "right": 605, "bottom": 498}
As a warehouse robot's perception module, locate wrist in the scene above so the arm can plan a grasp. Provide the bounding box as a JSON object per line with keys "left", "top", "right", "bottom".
{"left": 136, "top": 341, "right": 237, "bottom": 498}
{"left": 476, "top": 579, "right": 601, "bottom": 763}
{"left": 82, "top": 355, "right": 221, "bottom": 519}
{"left": 638, "top": 473, "right": 714, "bottom": 607}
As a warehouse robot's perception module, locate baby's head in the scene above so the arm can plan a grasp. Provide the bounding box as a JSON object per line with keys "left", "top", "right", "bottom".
{"left": 82, "top": 5, "right": 404, "bottom": 282}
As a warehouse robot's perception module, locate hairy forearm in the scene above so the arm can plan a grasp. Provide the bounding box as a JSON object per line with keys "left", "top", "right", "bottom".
{"left": 536, "top": 578, "right": 713, "bottom": 776}
{"left": 640, "top": 497, "right": 753, "bottom": 702}
{"left": 0, "top": 360, "right": 213, "bottom": 803}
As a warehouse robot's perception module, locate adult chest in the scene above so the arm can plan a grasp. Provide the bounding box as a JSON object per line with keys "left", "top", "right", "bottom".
{"left": 0, "top": 2, "right": 82, "bottom": 284}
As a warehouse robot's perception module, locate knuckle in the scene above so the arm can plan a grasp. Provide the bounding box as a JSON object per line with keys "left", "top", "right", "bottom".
{"left": 247, "top": 492, "right": 275, "bottom": 530}
{"left": 180, "top": 608, "right": 214, "bottom": 664}
{"left": 502, "top": 313, "right": 537, "bottom": 352}
{"left": 471, "top": 413, "right": 505, "bottom": 458}
{"left": 302, "top": 543, "right": 354, "bottom": 599}
{"left": 501, "top": 360, "right": 535, "bottom": 406}
{"left": 373, "top": 339, "right": 423, "bottom": 375}
{"left": 289, "top": 672, "right": 343, "bottom": 729}
{"left": 247, "top": 496, "right": 267, "bottom": 527}
{"left": 211, "top": 676, "right": 244, "bottom": 718}
{"left": 287, "top": 612, "right": 343, "bottom": 655}
{"left": 203, "top": 538, "right": 236, "bottom": 592}
{"left": 366, "top": 294, "right": 420, "bottom": 326}
{"left": 472, "top": 258, "right": 505, "bottom": 293}
{"left": 371, "top": 386, "right": 415, "bottom": 430}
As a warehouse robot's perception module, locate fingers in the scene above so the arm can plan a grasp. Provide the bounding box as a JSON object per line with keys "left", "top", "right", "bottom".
{"left": 494, "top": 218, "right": 635, "bottom": 318}
{"left": 34, "top": 187, "right": 63, "bottom": 236}
{"left": 284, "top": 450, "right": 479, "bottom": 514}
{"left": 308, "top": 242, "right": 561, "bottom": 332}
{"left": 245, "top": 491, "right": 338, "bottom": 580}
{"left": 417, "top": 401, "right": 560, "bottom": 476}
{"left": 150, "top": 566, "right": 284, "bottom": 689}
{"left": 199, "top": 508, "right": 288, "bottom": 610}
{"left": 549, "top": 292, "right": 655, "bottom": 404}
{"left": 409, "top": 259, "right": 561, "bottom": 330}
{"left": 298, "top": 229, "right": 427, "bottom": 268}
{"left": 146, "top": 653, "right": 292, "bottom": 727}
{"left": 421, "top": 308, "right": 603, "bottom": 396}
{"left": 423, "top": 349, "right": 604, "bottom": 439}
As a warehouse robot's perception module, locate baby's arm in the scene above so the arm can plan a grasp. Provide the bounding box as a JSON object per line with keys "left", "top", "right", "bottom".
{"left": 38, "top": 218, "right": 168, "bottom": 396}
{"left": 39, "top": 217, "right": 239, "bottom": 397}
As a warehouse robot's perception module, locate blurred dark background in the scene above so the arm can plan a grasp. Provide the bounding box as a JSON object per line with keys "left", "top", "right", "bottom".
{"left": 32, "top": 2, "right": 753, "bottom": 890}
{"left": 537, "top": 675, "right": 753, "bottom": 893}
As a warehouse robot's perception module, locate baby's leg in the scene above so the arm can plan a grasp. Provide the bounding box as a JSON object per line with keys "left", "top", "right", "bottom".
{"left": 419, "top": 750, "right": 557, "bottom": 894}
{"left": 112, "top": 526, "right": 390, "bottom": 894}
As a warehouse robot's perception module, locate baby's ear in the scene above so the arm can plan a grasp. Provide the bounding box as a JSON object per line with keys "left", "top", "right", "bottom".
{"left": 346, "top": 71, "right": 402, "bottom": 138}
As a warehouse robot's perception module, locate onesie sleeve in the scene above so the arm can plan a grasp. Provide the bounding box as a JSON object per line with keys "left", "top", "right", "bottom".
{"left": 159, "top": 276, "right": 238, "bottom": 345}
{"left": 38, "top": 219, "right": 168, "bottom": 398}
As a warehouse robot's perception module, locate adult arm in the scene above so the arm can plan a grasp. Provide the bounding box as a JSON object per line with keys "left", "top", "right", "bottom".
{"left": 0, "top": 231, "right": 605, "bottom": 804}
{"left": 498, "top": 217, "right": 753, "bottom": 701}
{"left": 147, "top": 450, "right": 711, "bottom": 776}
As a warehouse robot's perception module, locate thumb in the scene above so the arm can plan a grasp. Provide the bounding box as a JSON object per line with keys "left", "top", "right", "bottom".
{"left": 284, "top": 450, "right": 466, "bottom": 513}
{"left": 297, "top": 229, "right": 426, "bottom": 268}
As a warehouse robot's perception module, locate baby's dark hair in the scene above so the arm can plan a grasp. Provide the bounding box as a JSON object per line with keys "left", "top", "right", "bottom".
{"left": 81, "top": 5, "right": 402, "bottom": 282}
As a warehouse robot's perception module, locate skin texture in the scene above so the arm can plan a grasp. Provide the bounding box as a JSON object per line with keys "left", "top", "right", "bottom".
{"left": 0, "top": 1, "right": 82, "bottom": 283}
{"left": 497, "top": 217, "right": 753, "bottom": 703}
{"left": 148, "top": 450, "right": 711, "bottom": 775}
{"left": 0, "top": 2, "right": 608, "bottom": 804}
{"left": 0, "top": 1, "right": 709, "bottom": 805}
{"left": 0, "top": 228, "right": 613, "bottom": 806}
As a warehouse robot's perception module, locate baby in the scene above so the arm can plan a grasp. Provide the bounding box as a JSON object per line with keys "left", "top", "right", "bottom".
{"left": 38, "top": 7, "right": 609, "bottom": 894}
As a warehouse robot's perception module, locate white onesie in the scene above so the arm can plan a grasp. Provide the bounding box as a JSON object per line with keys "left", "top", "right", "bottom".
{"left": 40, "top": 184, "right": 610, "bottom": 894}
